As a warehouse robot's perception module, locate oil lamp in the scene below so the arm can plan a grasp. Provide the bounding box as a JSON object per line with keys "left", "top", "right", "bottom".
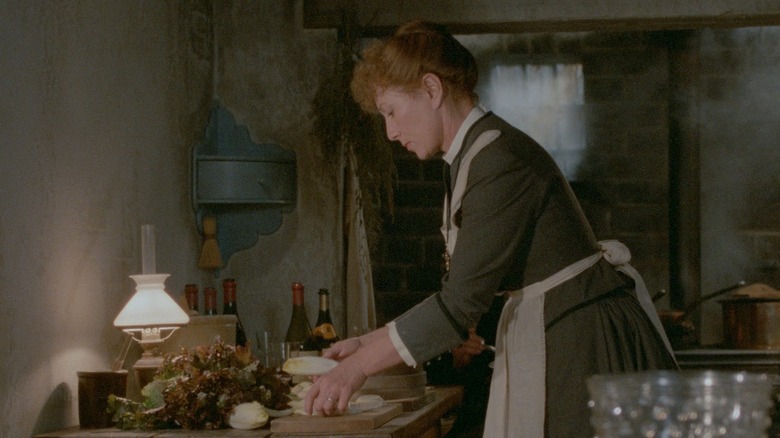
{"left": 113, "top": 225, "right": 189, "bottom": 388}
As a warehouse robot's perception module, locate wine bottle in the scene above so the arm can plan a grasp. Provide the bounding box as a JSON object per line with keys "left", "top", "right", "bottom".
{"left": 203, "top": 286, "right": 218, "bottom": 316}
{"left": 184, "top": 284, "right": 199, "bottom": 315}
{"left": 222, "top": 278, "right": 248, "bottom": 347}
{"left": 284, "top": 282, "right": 318, "bottom": 355}
{"left": 313, "top": 288, "right": 339, "bottom": 350}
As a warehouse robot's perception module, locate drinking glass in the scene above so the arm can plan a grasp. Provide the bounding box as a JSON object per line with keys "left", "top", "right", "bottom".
{"left": 256, "top": 331, "right": 288, "bottom": 369}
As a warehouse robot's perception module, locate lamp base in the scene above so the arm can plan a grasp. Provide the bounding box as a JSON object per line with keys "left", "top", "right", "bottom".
{"left": 133, "top": 352, "right": 163, "bottom": 390}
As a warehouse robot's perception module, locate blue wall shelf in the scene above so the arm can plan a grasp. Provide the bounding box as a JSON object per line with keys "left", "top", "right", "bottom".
{"left": 192, "top": 103, "right": 296, "bottom": 269}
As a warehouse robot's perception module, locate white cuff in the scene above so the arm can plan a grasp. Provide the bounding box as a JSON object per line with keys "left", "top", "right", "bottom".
{"left": 386, "top": 321, "right": 417, "bottom": 367}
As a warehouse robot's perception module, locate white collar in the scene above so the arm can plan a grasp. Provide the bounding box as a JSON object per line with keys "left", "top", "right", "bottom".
{"left": 443, "top": 106, "right": 487, "bottom": 165}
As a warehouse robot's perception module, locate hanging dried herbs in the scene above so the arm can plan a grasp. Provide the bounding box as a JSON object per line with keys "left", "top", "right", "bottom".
{"left": 311, "top": 10, "right": 395, "bottom": 256}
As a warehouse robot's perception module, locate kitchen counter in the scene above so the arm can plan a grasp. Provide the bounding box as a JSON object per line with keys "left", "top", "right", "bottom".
{"left": 36, "top": 386, "right": 463, "bottom": 438}
{"left": 675, "top": 348, "right": 780, "bottom": 374}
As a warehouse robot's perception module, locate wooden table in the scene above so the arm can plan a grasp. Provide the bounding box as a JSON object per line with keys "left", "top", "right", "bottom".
{"left": 36, "top": 386, "right": 463, "bottom": 438}
{"left": 37, "top": 431, "right": 272, "bottom": 438}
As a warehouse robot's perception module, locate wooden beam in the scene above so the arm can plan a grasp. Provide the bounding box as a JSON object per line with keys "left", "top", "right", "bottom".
{"left": 303, "top": 0, "right": 780, "bottom": 34}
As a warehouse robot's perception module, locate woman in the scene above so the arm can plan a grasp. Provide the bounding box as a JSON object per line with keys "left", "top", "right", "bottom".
{"left": 304, "top": 21, "right": 677, "bottom": 437}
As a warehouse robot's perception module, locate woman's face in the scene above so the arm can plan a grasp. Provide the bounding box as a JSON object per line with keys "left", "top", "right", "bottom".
{"left": 375, "top": 86, "right": 443, "bottom": 160}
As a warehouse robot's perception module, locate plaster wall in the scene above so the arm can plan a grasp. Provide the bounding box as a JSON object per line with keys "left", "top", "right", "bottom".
{"left": 207, "top": 1, "right": 341, "bottom": 353}
{"left": 0, "top": 1, "right": 212, "bottom": 435}
{"left": 1, "top": 2, "right": 341, "bottom": 436}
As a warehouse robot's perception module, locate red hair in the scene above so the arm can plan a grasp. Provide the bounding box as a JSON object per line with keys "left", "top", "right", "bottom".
{"left": 351, "top": 21, "right": 478, "bottom": 113}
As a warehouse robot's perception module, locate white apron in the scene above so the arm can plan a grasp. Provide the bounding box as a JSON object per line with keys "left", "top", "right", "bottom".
{"left": 441, "top": 131, "right": 676, "bottom": 438}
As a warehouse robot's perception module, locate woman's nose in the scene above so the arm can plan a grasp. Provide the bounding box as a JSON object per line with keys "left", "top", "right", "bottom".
{"left": 385, "top": 120, "right": 398, "bottom": 141}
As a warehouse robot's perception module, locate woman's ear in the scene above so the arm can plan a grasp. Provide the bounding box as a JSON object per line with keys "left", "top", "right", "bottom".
{"left": 421, "top": 73, "right": 444, "bottom": 109}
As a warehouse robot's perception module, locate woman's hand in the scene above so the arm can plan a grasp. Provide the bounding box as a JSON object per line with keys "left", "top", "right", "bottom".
{"left": 303, "top": 358, "right": 369, "bottom": 416}
{"left": 321, "top": 337, "right": 361, "bottom": 361}
{"left": 305, "top": 336, "right": 365, "bottom": 415}
{"left": 305, "top": 327, "right": 404, "bottom": 416}
{"left": 451, "top": 328, "right": 486, "bottom": 368}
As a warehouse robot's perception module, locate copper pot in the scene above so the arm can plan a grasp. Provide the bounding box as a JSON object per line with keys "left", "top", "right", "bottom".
{"left": 658, "top": 281, "right": 746, "bottom": 349}
{"left": 720, "top": 295, "right": 780, "bottom": 350}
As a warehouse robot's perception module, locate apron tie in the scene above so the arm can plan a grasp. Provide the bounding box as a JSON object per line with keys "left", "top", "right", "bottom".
{"left": 598, "top": 241, "right": 677, "bottom": 362}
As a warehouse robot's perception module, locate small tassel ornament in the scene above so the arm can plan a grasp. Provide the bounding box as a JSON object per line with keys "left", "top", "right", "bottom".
{"left": 198, "top": 215, "right": 223, "bottom": 270}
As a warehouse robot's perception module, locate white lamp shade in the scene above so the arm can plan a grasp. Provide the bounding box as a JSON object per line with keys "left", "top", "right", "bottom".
{"left": 113, "top": 273, "right": 190, "bottom": 328}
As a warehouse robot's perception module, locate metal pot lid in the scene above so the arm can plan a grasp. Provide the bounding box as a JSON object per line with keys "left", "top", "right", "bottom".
{"left": 717, "top": 283, "right": 780, "bottom": 303}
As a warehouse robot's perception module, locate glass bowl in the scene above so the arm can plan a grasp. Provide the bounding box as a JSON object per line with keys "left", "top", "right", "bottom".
{"left": 587, "top": 370, "right": 774, "bottom": 437}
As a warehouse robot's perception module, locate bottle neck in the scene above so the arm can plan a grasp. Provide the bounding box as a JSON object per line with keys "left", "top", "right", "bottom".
{"left": 204, "top": 288, "right": 217, "bottom": 314}
{"left": 185, "top": 284, "right": 198, "bottom": 311}
{"left": 319, "top": 293, "right": 329, "bottom": 311}
{"left": 223, "top": 279, "right": 238, "bottom": 314}
{"left": 316, "top": 290, "right": 333, "bottom": 328}
{"left": 223, "top": 289, "right": 237, "bottom": 313}
{"left": 223, "top": 302, "right": 237, "bottom": 314}
{"left": 223, "top": 279, "right": 237, "bottom": 302}
{"left": 292, "top": 283, "right": 305, "bottom": 306}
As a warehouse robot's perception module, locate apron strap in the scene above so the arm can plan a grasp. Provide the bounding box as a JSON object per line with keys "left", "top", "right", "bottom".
{"left": 441, "top": 130, "right": 501, "bottom": 257}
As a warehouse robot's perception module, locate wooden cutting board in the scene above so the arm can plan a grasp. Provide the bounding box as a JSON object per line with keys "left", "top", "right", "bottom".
{"left": 269, "top": 403, "right": 403, "bottom": 433}
{"left": 356, "top": 370, "right": 427, "bottom": 400}
{"left": 386, "top": 388, "right": 436, "bottom": 412}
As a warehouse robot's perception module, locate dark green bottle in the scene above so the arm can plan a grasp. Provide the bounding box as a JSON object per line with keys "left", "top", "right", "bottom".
{"left": 313, "top": 288, "right": 339, "bottom": 350}
{"left": 222, "top": 278, "right": 248, "bottom": 347}
{"left": 284, "top": 282, "right": 318, "bottom": 354}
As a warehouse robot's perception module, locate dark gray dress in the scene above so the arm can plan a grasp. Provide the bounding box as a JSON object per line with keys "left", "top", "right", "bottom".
{"left": 392, "top": 112, "right": 677, "bottom": 437}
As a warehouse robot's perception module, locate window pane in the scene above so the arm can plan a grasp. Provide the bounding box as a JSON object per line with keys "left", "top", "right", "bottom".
{"left": 478, "top": 62, "right": 585, "bottom": 181}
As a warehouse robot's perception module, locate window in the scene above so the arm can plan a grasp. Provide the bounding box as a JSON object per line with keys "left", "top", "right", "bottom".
{"left": 478, "top": 60, "right": 585, "bottom": 181}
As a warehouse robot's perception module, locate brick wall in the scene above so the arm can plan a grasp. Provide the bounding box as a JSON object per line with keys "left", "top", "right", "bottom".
{"left": 695, "top": 27, "right": 780, "bottom": 344}
{"left": 373, "top": 152, "right": 449, "bottom": 324}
